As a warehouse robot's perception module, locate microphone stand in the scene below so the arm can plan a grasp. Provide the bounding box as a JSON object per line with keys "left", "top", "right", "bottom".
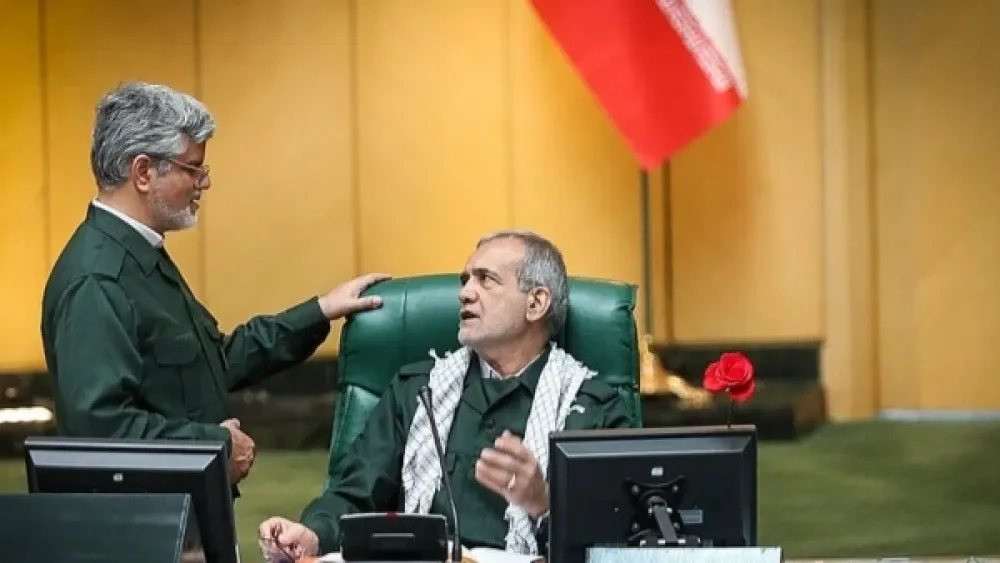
{"left": 418, "top": 386, "right": 463, "bottom": 563}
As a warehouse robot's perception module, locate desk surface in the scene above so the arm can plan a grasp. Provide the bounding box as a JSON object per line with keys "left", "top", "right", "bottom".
{"left": 296, "top": 560, "right": 999, "bottom": 563}
{"left": 297, "top": 554, "right": 539, "bottom": 563}
{"left": 788, "top": 560, "right": 999, "bottom": 562}
{"left": 298, "top": 557, "right": 1000, "bottom": 563}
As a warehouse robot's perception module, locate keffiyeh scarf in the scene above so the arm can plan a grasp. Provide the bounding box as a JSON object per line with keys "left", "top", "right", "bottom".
{"left": 401, "top": 342, "right": 594, "bottom": 555}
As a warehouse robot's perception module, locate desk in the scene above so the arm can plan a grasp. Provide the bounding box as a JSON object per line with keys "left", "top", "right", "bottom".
{"left": 786, "top": 560, "right": 1000, "bottom": 562}
{"left": 296, "top": 560, "right": 535, "bottom": 563}
{"left": 297, "top": 557, "right": 999, "bottom": 563}
{"left": 297, "top": 552, "right": 542, "bottom": 563}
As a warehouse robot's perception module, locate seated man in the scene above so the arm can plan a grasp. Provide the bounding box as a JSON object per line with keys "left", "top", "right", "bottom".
{"left": 259, "top": 230, "right": 631, "bottom": 559}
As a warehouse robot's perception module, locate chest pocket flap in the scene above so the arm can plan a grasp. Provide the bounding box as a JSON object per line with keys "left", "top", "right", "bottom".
{"left": 152, "top": 332, "right": 202, "bottom": 366}
{"left": 200, "top": 319, "right": 225, "bottom": 343}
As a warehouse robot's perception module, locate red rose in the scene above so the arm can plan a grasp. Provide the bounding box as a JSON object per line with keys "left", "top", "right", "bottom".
{"left": 703, "top": 352, "right": 755, "bottom": 403}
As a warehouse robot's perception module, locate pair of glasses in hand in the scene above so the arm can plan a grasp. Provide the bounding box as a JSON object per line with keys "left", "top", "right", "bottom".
{"left": 259, "top": 534, "right": 299, "bottom": 563}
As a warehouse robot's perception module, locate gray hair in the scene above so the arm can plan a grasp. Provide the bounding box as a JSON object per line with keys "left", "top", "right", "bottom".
{"left": 477, "top": 230, "right": 569, "bottom": 337}
{"left": 90, "top": 82, "right": 216, "bottom": 190}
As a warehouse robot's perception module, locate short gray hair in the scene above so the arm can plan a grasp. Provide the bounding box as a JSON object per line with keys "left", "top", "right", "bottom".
{"left": 90, "top": 82, "right": 216, "bottom": 190}
{"left": 477, "top": 230, "right": 569, "bottom": 337}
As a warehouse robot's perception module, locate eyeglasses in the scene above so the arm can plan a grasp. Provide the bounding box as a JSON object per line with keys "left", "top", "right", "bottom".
{"left": 165, "top": 158, "right": 211, "bottom": 182}
{"left": 258, "top": 534, "right": 297, "bottom": 563}
{"left": 148, "top": 154, "right": 210, "bottom": 183}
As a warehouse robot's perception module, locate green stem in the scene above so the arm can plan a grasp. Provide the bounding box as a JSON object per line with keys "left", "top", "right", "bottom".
{"left": 727, "top": 396, "right": 735, "bottom": 428}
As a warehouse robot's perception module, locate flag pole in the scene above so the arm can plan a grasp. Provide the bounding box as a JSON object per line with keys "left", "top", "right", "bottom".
{"left": 639, "top": 169, "right": 653, "bottom": 336}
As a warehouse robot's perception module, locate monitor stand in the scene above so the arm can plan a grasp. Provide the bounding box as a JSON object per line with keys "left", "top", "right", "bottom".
{"left": 624, "top": 476, "right": 703, "bottom": 548}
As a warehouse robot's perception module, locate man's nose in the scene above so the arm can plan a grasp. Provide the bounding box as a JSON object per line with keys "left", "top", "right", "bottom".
{"left": 458, "top": 285, "right": 476, "bottom": 303}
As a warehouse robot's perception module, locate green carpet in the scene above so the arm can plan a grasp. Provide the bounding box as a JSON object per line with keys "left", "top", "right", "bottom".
{"left": 0, "top": 420, "right": 997, "bottom": 561}
{"left": 757, "top": 420, "right": 999, "bottom": 558}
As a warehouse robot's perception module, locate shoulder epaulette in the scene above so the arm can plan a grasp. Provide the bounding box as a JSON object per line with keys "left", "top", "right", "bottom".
{"left": 576, "top": 378, "right": 622, "bottom": 403}
{"left": 89, "top": 241, "right": 127, "bottom": 280}
{"left": 397, "top": 359, "right": 435, "bottom": 378}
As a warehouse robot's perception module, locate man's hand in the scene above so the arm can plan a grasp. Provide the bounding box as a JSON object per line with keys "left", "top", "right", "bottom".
{"left": 317, "top": 273, "right": 392, "bottom": 320}
{"left": 220, "top": 418, "right": 256, "bottom": 484}
{"left": 475, "top": 430, "right": 549, "bottom": 518}
{"left": 259, "top": 517, "right": 320, "bottom": 562}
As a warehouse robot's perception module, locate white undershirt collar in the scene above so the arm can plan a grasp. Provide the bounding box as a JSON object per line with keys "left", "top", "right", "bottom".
{"left": 91, "top": 199, "right": 164, "bottom": 248}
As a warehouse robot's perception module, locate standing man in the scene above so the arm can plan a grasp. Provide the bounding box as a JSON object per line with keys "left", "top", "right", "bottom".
{"left": 40, "top": 81, "right": 390, "bottom": 485}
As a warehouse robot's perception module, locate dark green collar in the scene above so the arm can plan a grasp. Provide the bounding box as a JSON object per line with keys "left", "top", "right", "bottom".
{"left": 471, "top": 345, "right": 551, "bottom": 396}
{"left": 85, "top": 203, "right": 161, "bottom": 276}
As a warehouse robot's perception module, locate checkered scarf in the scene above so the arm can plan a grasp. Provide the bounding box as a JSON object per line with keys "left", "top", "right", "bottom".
{"left": 401, "top": 342, "right": 594, "bottom": 555}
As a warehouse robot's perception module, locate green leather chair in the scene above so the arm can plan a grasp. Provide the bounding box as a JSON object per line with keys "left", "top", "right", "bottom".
{"left": 323, "top": 274, "right": 642, "bottom": 489}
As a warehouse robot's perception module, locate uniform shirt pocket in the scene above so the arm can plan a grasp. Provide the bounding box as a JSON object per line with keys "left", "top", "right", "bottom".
{"left": 152, "top": 333, "right": 202, "bottom": 366}
{"left": 197, "top": 319, "right": 228, "bottom": 372}
{"left": 149, "top": 331, "right": 205, "bottom": 415}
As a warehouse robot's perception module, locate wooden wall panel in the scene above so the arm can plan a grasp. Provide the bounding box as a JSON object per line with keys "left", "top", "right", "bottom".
{"left": 199, "top": 0, "right": 356, "bottom": 355}
{"left": 354, "top": 0, "right": 510, "bottom": 276}
{"left": 669, "top": 0, "right": 824, "bottom": 343}
{"left": 509, "top": 1, "right": 649, "bottom": 333}
{"left": 0, "top": 1, "right": 47, "bottom": 371}
{"left": 873, "top": 0, "right": 1000, "bottom": 410}
{"left": 819, "top": 0, "right": 878, "bottom": 420}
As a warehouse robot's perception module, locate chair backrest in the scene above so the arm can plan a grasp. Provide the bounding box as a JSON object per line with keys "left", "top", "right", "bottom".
{"left": 324, "top": 274, "right": 642, "bottom": 486}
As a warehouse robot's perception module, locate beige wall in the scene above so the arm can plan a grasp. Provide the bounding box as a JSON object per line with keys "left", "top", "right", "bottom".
{"left": 0, "top": 0, "right": 47, "bottom": 374}
{"left": 0, "top": 0, "right": 666, "bottom": 372}
{"left": 671, "top": 0, "right": 1000, "bottom": 416}
{"left": 670, "top": 0, "right": 825, "bottom": 344}
{"left": 871, "top": 0, "right": 1000, "bottom": 411}
{"left": 2, "top": 0, "right": 999, "bottom": 417}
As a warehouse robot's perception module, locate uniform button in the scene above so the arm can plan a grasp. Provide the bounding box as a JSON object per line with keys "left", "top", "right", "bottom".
{"left": 483, "top": 418, "right": 495, "bottom": 429}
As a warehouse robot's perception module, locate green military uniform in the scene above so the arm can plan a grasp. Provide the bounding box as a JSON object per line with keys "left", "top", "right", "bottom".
{"left": 300, "top": 346, "right": 631, "bottom": 554}
{"left": 40, "top": 204, "right": 332, "bottom": 447}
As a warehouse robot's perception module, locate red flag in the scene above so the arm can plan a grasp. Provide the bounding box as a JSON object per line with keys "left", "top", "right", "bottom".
{"left": 530, "top": 0, "right": 748, "bottom": 169}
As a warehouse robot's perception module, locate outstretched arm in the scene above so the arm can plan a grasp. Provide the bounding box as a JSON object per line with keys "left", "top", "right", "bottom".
{"left": 222, "top": 273, "right": 392, "bottom": 392}
{"left": 221, "top": 297, "right": 331, "bottom": 392}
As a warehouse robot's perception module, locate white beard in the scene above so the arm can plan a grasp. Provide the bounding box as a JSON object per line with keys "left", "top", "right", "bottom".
{"left": 150, "top": 189, "right": 199, "bottom": 231}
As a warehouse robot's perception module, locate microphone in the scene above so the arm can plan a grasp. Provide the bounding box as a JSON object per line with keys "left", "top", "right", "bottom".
{"left": 417, "top": 385, "right": 463, "bottom": 563}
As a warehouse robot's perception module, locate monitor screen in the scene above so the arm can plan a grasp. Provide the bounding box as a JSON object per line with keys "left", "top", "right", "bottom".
{"left": 547, "top": 425, "right": 757, "bottom": 563}
{"left": 23, "top": 436, "right": 238, "bottom": 563}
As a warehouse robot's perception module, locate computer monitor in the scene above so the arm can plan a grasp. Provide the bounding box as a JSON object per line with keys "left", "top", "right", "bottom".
{"left": 0, "top": 491, "right": 197, "bottom": 563}
{"left": 23, "top": 436, "right": 238, "bottom": 563}
{"left": 547, "top": 424, "right": 757, "bottom": 563}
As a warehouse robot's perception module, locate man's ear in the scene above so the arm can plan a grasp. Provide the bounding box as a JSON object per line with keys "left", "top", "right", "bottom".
{"left": 131, "top": 154, "right": 156, "bottom": 194}
{"left": 526, "top": 287, "right": 552, "bottom": 323}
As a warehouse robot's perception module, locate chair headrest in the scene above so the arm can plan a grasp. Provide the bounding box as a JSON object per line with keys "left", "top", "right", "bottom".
{"left": 338, "top": 274, "right": 639, "bottom": 395}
